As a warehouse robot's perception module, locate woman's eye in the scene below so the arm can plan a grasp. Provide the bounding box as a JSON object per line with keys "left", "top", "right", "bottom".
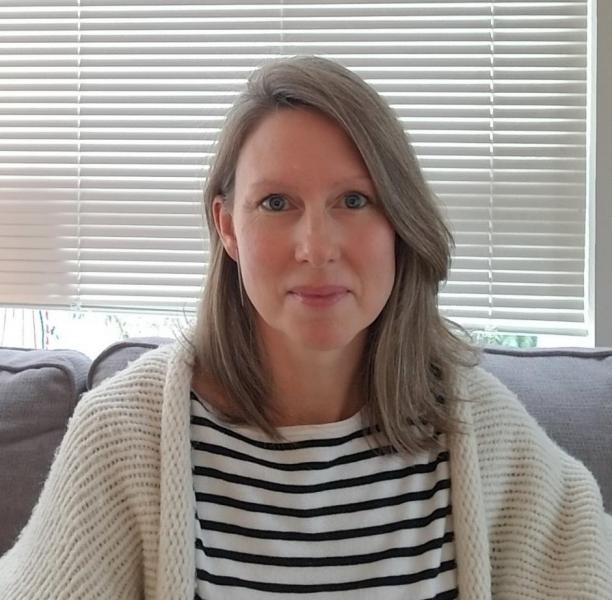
{"left": 261, "top": 195, "right": 288, "bottom": 211}
{"left": 344, "top": 192, "right": 369, "bottom": 209}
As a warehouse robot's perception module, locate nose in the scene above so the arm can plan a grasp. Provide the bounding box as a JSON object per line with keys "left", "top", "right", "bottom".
{"left": 294, "top": 209, "right": 340, "bottom": 267}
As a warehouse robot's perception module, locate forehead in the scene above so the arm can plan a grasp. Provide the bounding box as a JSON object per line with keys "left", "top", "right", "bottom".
{"left": 234, "top": 107, "right": 372, "bottom": 190}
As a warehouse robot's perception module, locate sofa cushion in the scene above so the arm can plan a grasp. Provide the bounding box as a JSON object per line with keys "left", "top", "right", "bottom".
{"left": 87, "top": 336, "right": 174, "bottom": 390}
{"left": 0, "top": 347, "right": 91, "bottom": 556}
{"left": 481, "top": 346, "right": 612, "bottom": 513}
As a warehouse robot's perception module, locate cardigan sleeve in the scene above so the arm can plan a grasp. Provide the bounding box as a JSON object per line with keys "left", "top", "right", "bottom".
{"left": 0, "top": 389, "right": 148, "bottom": 599}
{"left": 467, "top": 366, "right": 612, "bottom": 599}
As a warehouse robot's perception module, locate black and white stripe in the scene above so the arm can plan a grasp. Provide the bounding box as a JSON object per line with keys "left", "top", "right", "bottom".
{"left": 190, "top": 391, "right": 458, "bottom": 600}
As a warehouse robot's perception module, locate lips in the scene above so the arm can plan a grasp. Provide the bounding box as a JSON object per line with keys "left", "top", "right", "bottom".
{"left": 289, "top": 286, "right": 349, "bottom": 297}
{"left": 288, "top": 286, "right": 349, "bottom": 308}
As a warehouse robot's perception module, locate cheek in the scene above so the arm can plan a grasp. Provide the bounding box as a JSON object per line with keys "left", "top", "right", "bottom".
{"left": 238, "top": 227, "right": 285, "bottom": 288}
{"left": 357, "top": 220, "right": 396, "bottom": 279}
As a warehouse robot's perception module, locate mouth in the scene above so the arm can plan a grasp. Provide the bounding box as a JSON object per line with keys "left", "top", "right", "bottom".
{"left": 288, "top": 288, "right": 349, "bottom": 307}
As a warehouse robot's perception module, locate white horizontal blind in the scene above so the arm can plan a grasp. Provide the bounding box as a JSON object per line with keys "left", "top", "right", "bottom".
{"left": 0, "top": 1, "right": 588, "bottom": 335}
{"left": 435, "top": 0, "right": 588, "bottom": 336}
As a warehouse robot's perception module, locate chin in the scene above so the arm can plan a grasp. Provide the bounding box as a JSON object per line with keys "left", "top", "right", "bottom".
{"left": 256, "top": 312, "right": 369, "bottom": 353}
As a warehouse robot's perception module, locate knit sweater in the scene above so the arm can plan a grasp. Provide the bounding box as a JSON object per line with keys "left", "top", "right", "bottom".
{"left": 0, "top": 342, "right": 610, "bottom": 599}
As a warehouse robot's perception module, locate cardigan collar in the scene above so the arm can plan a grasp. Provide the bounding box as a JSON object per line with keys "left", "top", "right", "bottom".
{"left": 447, "top": 371, "right": 492, "bottom": 599}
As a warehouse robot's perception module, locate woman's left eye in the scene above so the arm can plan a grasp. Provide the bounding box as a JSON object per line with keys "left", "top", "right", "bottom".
{"left": 344, "top": 192, "right": 369, "bottom": 209}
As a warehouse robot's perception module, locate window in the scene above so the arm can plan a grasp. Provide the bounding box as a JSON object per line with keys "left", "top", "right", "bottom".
{"left": 0, "top": 1, "right": 604, "bottom": 354}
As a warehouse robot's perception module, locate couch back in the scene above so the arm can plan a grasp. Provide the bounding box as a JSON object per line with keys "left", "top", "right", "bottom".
{"left": 1, "top": 339, "right": 610, "bottom": 557}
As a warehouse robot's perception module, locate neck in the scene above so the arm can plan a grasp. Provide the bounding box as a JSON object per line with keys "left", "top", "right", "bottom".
{"left": 259, "top": 330, "right": 367, "bottom": 427}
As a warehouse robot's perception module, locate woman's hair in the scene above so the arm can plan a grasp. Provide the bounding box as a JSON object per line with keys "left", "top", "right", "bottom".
{"left": 189, "top": 54, "right": 477, "bottom": 454}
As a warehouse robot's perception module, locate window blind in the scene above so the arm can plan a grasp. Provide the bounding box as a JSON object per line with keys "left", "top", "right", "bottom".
{"left": 0, "top": 0, "right": 589, "bottom": 336}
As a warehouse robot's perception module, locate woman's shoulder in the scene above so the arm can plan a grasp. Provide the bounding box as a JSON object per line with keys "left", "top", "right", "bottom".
{"left": 75, "top": 342, "right": 181, "bottom": 428}
{"left": 455, "top": 363, "right": 555, "bottom": 450}
{"left": 457, "top": 363, "right": 532, "bottom": 417}
{"left": 456, "top": 363, "right": 601, "bottom": 489}
{"left": 64, "top": 343, "right": 182, "bottom": 479}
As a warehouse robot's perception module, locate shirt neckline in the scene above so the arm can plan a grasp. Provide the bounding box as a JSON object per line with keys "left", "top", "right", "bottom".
{"left": 190, "top": 388, "right": 365, "bottom": 440}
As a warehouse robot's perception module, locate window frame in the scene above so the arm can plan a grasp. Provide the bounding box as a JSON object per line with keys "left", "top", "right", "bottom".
{"left": 590, "top": 0, "right": 612, "bottom": 346}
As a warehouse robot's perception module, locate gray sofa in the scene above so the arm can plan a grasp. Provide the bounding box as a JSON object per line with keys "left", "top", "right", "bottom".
{"left": 1, "top": 339, "right": 611, "bottom": 558}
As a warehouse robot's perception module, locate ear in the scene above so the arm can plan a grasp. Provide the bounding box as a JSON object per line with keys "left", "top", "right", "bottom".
{"left": 212, "top": 194, "right": 238, "bottom": 261}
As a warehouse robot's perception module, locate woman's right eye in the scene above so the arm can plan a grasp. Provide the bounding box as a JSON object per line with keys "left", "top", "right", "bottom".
{"left": 260, "top": 195, "right": 288, "bottom": 211}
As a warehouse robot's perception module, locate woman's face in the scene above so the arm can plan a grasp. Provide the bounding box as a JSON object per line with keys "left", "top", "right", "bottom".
{"left": 213, "top": 107, "right": 396, "bottom": 353}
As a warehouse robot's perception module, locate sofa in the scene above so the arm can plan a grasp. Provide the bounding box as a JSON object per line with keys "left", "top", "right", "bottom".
{"left": 1, "top": 338, "right": 611, "bottom": 558}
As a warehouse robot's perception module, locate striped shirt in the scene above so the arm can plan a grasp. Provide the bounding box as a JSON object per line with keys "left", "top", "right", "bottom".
{"left": 190, "top": 390, "right": 458, "bottom": 600}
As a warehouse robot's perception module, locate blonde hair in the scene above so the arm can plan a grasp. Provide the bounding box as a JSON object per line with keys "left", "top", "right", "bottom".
{"left": 189, "top": 55, "right": 477, "bottom": 454}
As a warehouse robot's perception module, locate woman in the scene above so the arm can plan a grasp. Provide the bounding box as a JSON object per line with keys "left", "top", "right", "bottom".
{"left": 0, "top": 56, "right": 610, "bottom": 599}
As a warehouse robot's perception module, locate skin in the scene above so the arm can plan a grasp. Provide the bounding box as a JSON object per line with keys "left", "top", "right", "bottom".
{"left": 210, "top": 107, "right": 396, "bottom": 427}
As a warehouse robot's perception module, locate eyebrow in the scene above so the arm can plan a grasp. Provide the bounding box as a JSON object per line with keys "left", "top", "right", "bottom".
{"left": 249, "top": 175, "right": 374, "bottom": 192}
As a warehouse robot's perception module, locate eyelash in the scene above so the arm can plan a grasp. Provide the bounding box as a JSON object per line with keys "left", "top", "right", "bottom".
{"left": 259, "top": 192, "right": 371, "bottom": 212}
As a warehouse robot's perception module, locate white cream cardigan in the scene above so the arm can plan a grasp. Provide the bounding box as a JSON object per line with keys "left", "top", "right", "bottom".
{"left": 0, "top": 342, "right": 610, "bottom": 599}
